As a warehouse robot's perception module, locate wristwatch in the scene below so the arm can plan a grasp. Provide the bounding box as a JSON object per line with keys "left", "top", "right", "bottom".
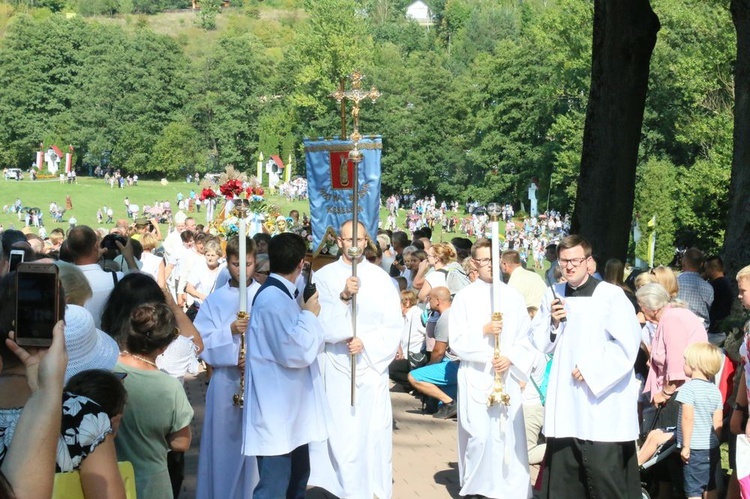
{"left": 734, "top": 403, "right": 748, "bottom": 412}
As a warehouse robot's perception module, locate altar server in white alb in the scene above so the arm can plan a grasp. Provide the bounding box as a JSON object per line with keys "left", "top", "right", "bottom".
{"left": 195, "top": 236, "right": 261, "bottom": 498}
{"left": 242, "top": 232, "right": 328, "bottom": 498}
{"left": 309, "top": 220, "right": 403, "bottom": 499}
{"left": 529, "top": 235, "right": 642, "bottom": 499}
{"left": 449, "top": 238, "right": 535, "bottom": 499}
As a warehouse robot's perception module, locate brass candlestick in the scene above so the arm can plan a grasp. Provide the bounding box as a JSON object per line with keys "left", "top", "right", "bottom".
{"left": 487, "top": 311, "right": 510, "bottom": 407}
{"left": 232, "top": 310, "right": 249, "bottom": 407}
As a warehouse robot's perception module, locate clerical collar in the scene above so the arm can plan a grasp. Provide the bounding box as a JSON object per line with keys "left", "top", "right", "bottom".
{"left": 564, "top": 276, "right": 601, "bottom": 297}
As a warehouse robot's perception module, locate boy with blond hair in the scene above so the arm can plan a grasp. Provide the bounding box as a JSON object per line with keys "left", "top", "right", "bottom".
{"left": 677, "top": 342, "right": 723, "bottom": 499}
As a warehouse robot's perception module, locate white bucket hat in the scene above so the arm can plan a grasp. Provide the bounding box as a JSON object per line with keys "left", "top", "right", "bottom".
{"left": 63, "top": 305, "right": 119, "bottom": 383}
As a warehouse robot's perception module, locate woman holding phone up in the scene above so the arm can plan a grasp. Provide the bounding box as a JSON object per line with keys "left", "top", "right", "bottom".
{"left": 0, "top": 272, "right": 125, "bottom": 499}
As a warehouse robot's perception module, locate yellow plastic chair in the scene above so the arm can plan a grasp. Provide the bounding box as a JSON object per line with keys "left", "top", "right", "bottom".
{"left": 53, "top": 461, "right": 136, "bottom": 499}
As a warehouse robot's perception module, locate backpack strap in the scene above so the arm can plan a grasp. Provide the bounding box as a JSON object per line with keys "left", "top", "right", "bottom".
{"left": 251, "top": 276, "right": 294, "bottom": 306}
{"left": 104, "top": 268, "right": 118, "bottom": 286}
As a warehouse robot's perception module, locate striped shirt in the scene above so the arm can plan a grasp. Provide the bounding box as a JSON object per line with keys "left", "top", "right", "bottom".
{"left": 675, "top": 378, "right": 722, "bottom": 450}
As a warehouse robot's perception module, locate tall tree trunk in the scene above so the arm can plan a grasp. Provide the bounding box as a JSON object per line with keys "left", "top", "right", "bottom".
{"left": 725, "top": 0, "right": 750, "bottom": 282}
{"left": 571, "top": 1, "right": 660, "bottom": 263}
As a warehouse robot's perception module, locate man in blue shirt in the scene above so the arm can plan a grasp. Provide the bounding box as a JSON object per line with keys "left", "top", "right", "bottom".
{"left": 677, "top": 248, "right": 714, "bottom": 336}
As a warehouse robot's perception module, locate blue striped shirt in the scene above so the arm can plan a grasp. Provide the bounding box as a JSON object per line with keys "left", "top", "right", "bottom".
{"left": 675, "top": 378, "right": 722, "bottom": 450}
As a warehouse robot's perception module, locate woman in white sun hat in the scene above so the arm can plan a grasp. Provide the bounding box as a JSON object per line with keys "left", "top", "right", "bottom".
{"left": 63, "top": 304, "right": 120, "bottom": 383}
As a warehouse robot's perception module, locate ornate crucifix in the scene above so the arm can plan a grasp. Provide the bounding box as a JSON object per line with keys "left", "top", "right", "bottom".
{"left": 329, "top": 72, "right": 381, "bottom": 406}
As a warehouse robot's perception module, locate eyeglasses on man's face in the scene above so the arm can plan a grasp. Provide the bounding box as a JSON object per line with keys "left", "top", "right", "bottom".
{"left": 339, "top": 237, "right": 366, "bottom": 244}
{"left": 559, "top": 257, "right": 589, "bottom": 267}
{"left": 473, "top": 257, "right": 492, "bottom": 267}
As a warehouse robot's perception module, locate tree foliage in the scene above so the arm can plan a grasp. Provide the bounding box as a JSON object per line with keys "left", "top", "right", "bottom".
{"left": 0, "top": 0, "right": 741, "bottom": 259}
{"left": 633, "top": 158, "right": 677, "bottom": 265}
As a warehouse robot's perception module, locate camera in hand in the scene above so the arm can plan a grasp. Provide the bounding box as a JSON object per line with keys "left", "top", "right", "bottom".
{"left": 100, "top": 234, "right": 128, "bottom": 252}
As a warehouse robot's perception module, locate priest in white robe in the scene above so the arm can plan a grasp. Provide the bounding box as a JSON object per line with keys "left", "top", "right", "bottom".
{"left": 308, "top": 221, "right": 403, "bottom": 499}
{"left": 529, "top": 235, "right": 642, "bottom": 499}
{"left": 449, "top": 238, "right": 534, "bottom": 499}
{"left": 195, "top": 236, "right": 261, "bottom": 499}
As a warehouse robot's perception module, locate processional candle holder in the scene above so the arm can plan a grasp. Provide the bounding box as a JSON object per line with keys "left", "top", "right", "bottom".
{"left": 233, "top": 202, "right": 249, "bottom": 408}
{"left": 486, "top": 202, "right": 510, "bottom": 407}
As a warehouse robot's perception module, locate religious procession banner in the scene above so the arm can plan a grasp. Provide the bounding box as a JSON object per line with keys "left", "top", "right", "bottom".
{"left": 304, "top": 136, "right": 382, "bottom": 256}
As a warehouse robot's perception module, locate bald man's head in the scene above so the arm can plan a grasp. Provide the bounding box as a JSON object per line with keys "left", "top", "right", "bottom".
{"left": 428, "top": 286, "right": 452, "bottom": 313}
{"left": 432, "top": 286, "right": 451, "bottom": 301}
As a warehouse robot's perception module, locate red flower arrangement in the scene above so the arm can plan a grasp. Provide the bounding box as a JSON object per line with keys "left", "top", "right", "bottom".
{"left": 199, "top": 188, "right": 217, "bottom": 201}
{"left": 245, "top": 186, "right": 264, "bottom": 197}
{"left": 219, "top": 179, "right": 244, "bottom": 199}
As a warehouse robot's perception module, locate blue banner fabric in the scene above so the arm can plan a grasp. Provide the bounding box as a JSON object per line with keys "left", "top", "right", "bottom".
{"left": 304, "top": 136, "right": 382, "bottom": 255}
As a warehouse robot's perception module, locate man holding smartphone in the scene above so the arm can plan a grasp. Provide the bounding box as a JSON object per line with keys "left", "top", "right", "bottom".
{"left": 529, "top": 235, "right": 642, "bottom": 499}
{"left": 67, "top": 225, "right": 138, "bottom": 328}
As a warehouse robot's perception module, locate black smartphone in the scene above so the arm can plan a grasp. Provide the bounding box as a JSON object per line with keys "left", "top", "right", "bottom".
{"left": 15, "top": 263, "right": 62, "bottom": 347}
{"left": 303, "top": 261, "right": 316, "bottom": 303}
{"left": 8, "top": 249, "right": 24, "bottom": 273}
{"left": 546, "top": 273, "right": 567, "bottom": 323}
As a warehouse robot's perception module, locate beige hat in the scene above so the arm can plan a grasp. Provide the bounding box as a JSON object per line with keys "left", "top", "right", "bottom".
{"left": 174, "top": 211, "right": 187, "bottom": 224}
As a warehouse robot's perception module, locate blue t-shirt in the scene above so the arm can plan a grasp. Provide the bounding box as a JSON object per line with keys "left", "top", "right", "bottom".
{"left": 675, "top": 378, "right": 722, "bottom": 450}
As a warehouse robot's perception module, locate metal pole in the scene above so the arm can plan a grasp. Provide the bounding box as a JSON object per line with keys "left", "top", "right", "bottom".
{"left": 349, "top": 156, "right": 360, "bottom": 407}
{"left": 329, "top": 72, "right": 380, "bottom": 408}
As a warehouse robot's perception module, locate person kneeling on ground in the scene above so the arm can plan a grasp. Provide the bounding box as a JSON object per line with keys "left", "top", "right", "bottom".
{"left": 408, "top": 286, "right": 459, "bottom": 419}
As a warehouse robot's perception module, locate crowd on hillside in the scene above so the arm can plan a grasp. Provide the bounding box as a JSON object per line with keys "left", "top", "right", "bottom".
{"left": 0, "top": 193, "right": 748, "bottom": 499}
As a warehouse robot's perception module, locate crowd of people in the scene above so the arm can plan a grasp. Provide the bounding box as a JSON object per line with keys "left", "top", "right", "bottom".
{"left": 0, "top": 199, "right": 749, "bottom": 499}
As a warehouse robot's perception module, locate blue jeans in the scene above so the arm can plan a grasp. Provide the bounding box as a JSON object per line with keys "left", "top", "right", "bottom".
{"left": 254, "top": 444, "right": 310, "bottom": 499}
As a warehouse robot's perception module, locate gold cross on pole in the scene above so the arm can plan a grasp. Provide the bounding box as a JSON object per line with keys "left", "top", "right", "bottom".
{"left": 328, "top": 72, "right": 381, "bottom": 406}
{"left": 330, "top": 71, "right": 381, "bottom": 143}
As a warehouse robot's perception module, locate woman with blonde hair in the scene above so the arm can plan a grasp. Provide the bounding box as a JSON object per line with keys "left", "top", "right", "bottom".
{"left": 416, "top": 242, "right": 458, "bottom": 302}
{"left": 650, "top": 265, "right": 679, "bottom": 299}
{"left": 634, "top": 271, "right": 657, "bottom": 291}
{"left": 140, "top": 232, "right": 166, "bottom": 286}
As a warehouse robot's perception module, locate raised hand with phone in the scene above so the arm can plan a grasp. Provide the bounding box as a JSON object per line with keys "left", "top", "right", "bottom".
{"left": 547, "top": 273, "right": 567, "bottom": 328}
{"left": 14, "top": 263, "right": 63, "bottom": 348}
